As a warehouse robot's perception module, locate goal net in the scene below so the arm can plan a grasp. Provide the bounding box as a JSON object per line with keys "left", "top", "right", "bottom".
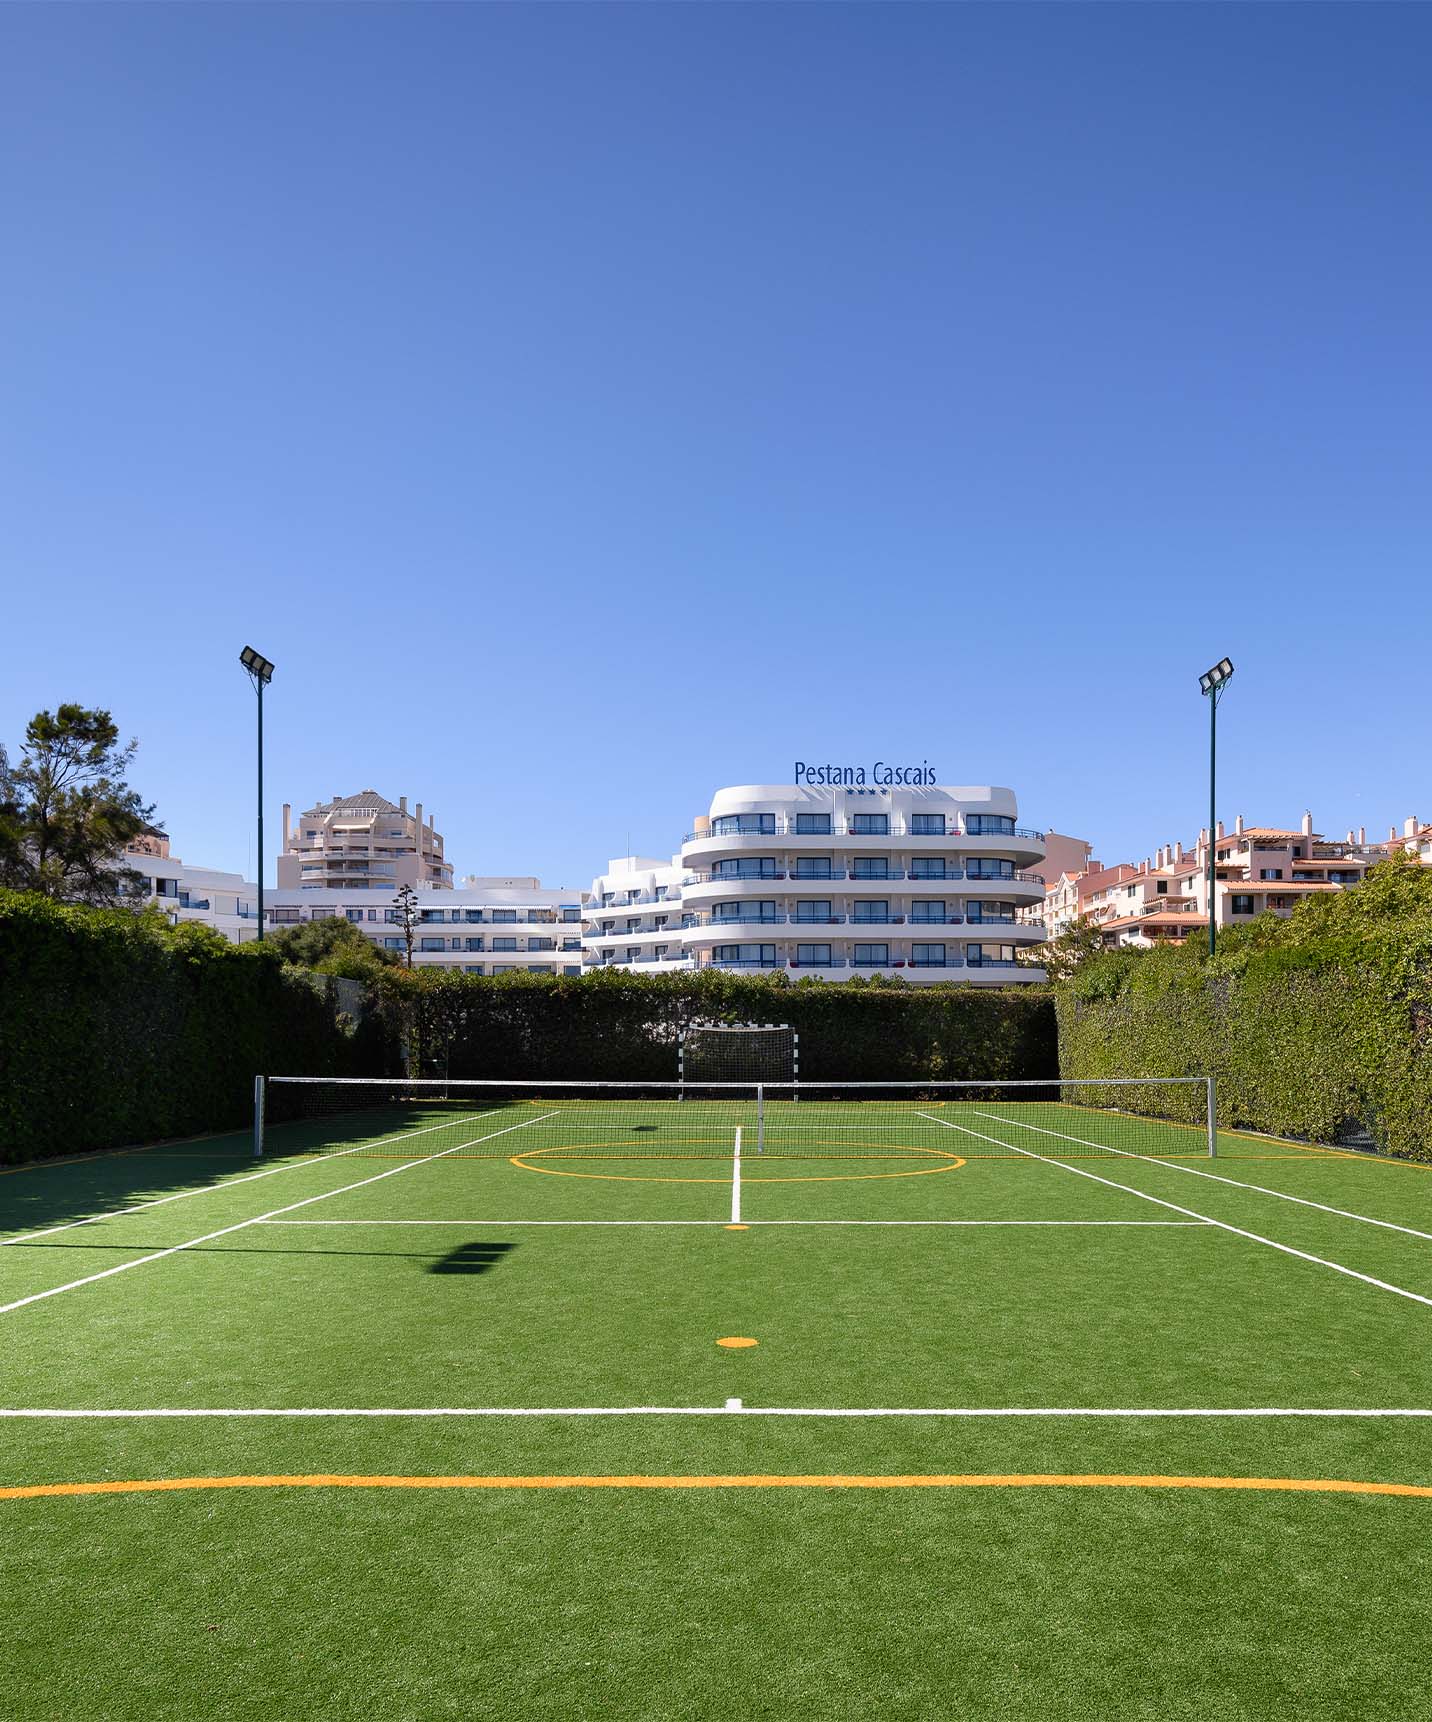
{"left": 679, "top": 1022, "right": 797, "bottom": 1088}
{"left": 252, "top": 1076, "right": 1216, "bottom": 1162}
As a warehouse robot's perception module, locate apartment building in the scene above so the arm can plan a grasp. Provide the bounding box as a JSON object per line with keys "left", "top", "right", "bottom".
{"left": 121, "top": 827, "right": 260, "bottom": 941}
{"left": 1042, "top": 813, "right": 1376, "bottom": 949}
{"left": 277, "top": 792, "right": 453, "bottom": 892}
{"left": 583, "top": 856, "right": 694, "bottom": 973}
{"left": 264, "top": 875, "right": 586, "bottom": 974}
{"left": 578, "top": 784, "right": 1047, "bottom": 983}
{"left": 1384, "top": 816, "right": 1432, "bottom": 866}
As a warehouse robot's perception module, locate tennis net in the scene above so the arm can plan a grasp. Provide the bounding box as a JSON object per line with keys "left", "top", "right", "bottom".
{"left": 253, "top": 1076, "right": 1216, "bottom": 1161}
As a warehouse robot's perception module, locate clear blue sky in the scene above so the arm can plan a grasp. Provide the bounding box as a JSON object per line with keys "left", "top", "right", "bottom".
{"left": 3, "top": 4, "right": 1429, "bottom": 889}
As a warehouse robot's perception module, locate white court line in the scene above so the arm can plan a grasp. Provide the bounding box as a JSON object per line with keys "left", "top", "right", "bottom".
{"left": 255, "top": 1218, "right": 1209, "bottom": 1228}
{"left": 918, "top": 1113, "right": 1432, "bottom": 1313}
{"left": 971, "top": 1110, "right": 1432, "bottom": 1244}
{"left": 731, "top": 1125, "right": 742, "bottom": 1225}
{"left": 0, "top": 1112, "right": 500, "bottom": 1250}
{"left": 2, "top": 1404, "right": 1431, "bottom": 1420}
{"left": 0, "top": 1114, "right": 558, "bottom": 1319}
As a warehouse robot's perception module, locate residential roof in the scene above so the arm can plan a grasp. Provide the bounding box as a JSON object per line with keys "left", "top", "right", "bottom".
{"left": 302, "top": 791, "right": 402, "bottom": 816}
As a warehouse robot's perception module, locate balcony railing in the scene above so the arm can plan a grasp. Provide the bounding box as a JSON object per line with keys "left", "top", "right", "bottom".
{"left": 685, "top": 819, "right": 1044, "bottom": 842}
{"left": 687, "top": 867, "right": 1043, "bottom": 886}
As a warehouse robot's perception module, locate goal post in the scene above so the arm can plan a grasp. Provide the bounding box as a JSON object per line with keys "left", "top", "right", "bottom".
{"left": 678, "top": 1022, "right": 797, "bottom": 1096}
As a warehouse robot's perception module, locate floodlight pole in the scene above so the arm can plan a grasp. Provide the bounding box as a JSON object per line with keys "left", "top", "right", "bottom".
{"left": 1199, "top": 659, "right": 1234, "bottom": 960}
{"left": 240, "top": 648, "right": 275, "bottom": 942}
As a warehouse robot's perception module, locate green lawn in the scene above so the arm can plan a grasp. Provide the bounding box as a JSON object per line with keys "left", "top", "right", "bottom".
{"left": 3, "top": 1101, "right": 1432, "bottom": 1719}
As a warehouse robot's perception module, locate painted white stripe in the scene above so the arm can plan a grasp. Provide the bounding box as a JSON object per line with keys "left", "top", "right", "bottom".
{"left": 917, "top": 1113, "right": 1432, "bottom": 1312}
{"left": 0, "top": 1112, "right": 501, "bottom": 1249}
{"left": 1, "top": 1405, "right": 1430, "bottom": 1420}
{"left": 970, "top": 1111, "right": 1432, "bottom": 1244}
{"left": 254, "top": 1218, "right": 1209, "bottom": 1228}
{"left": 731, "top": 1126, "right": 742, "bottom": 1225}
{"left": 0, "top": 1114, "right": 558, "bottom": 1318}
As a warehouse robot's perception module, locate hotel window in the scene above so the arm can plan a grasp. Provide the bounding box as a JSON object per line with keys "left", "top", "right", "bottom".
{"left": 493, "top": 937, "right": 518, "bottom": 951}
{"left": 1156, "top": 880, "right": 1168, "bottom": 895}
{"left": 1231, "top": 895, "right": 1255, "bottom": 915}
{"left": 271, "top": 907, "right": 301, "bottom": 924}
{"left": 794, "top": 857, "right": 833, "bottom": 879}
{"left": 968, "top": 902, "right": 1013, "bottom": 923}
{"left": 853, "top": 900, "right": 890, "bottom": 923}
{"left": 712, "top": 814, "right": 776, "bottom": 836}
{"left": 654, "top": 944, "right": 667, "bottom": 959}
{"left": 561, "top": 938, "right": 581, "bottom": 951}
{"left": 911, "top": 943, "right": 946, "bottom": 967}
{"left": 626, "top": 919, "right": 640, "bottom": 932}
{"left": 384, "top": 909, "right": 399, "bottom": 924}
{"left": 530, "top": 938, "right": 555, "bottom": 952}
{"left": 712, "top": 858, "right": 778, "bottom": 879}
{"left": 626, "top": 947, "right": 640, "bottom": 963}
{"left": 911, "top": 814, "right": 946, "bottom": 835}
{"left": 491, "top": 965, "right": 514, "bottom": 974}
{"left": 794, "top": 900, "right": 833, "bottom": 923}
{"left": 796, "top": 944, "right": 833, "bottom": 967}
{"left": 420, "top": 909, "right": 444, "bottom": 923}
{"left": 383, "top": 937, "right": 403, "bottom": 950}
{"left": 714, "top": 899, "right": 776, "bottom": 922}
{"left": 851, "top": 813, "right": 889, "bottom": 835}
{"left": 528, "top": 965, "right": 547, "bottom": 974}
{"left": 713, "top": 943, "right": 777, "bottom": 967}
{"left": 795, "top": 813, "right": 832, "bottom": 835}
{"left": 465, "top": 938, "right": 484, "bottom": 952}
{"left": 419, "top": 937, "right": 444, "bottom": 952}
{"left": 1259, "top": 869, "right": 1283, "bottom": 880}
{"left": 852, "top": 857, "right": 890, "bottom": 879}
{"left": 852, "top": 943, "right": 889, "bottom": 967}
{"left": 492, "top": 910, "right": 518, "bottom": 923}
{"left": 910, "top": 857, "right": 948, "bottom": 879}
{"left": 911, "top": 901, "right": 947, "bottom": 923}
{"left": 345, "top": 909, "right": 363, "bottom": 922}
{"left": 465, "top": 910, "right": 483, "bottom": 923}
{"left": 562, "top": 907, "right": 581, "bottom": 922}
{"left": 966, "top": 815, "right": 1015, "bottom": 836}
{"left": 465, "top": 965, "right": 484, "bottom": 975}
{"left": 966, "top": 860, "right": 1013, "bottom": 880}
{"left": 564, "top": 965, "right": 581, "bottom": 976}
{"left": 966, "top": 943, "right": 1015, "bottom": 966}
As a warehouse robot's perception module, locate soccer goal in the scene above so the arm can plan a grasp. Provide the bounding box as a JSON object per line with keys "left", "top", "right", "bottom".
{"left": 251, "top": 1074, "right": 1216, "bottom": 1160}
{"left": 678, "top": 1021, "right": 797, "bottom": 1092}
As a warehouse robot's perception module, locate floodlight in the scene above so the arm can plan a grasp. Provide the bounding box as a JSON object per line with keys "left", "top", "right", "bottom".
{"left": 1199, "top": 658, "right": 1234, "bottom": 696}
{"left": 240, "top": 646, "right": 274, "bottom": 684}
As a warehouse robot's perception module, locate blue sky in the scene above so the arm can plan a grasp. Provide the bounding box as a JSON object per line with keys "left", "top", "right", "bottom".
{"left": 3, "top": 4, "right": 1429, "bottom": 888}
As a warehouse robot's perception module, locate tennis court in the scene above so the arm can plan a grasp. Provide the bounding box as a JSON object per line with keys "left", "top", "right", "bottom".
{"left": 4, "top": 1081, "right": 1432, "bottom": 1719}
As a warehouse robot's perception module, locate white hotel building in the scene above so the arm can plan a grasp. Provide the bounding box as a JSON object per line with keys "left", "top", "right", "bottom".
{"left": 584, "top": 784, "right": 1048, "bottom": 983}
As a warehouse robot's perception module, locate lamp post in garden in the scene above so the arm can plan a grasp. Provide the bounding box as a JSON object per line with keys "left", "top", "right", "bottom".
{"left": 239, "top": 647, "right": 274, "bottom": 942}
{"left": 1198, "top": 657, "right": 1235, "bottom": 959}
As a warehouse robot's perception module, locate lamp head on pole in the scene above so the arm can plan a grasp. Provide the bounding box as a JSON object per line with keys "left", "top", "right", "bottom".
{"left": 1198, "top": 657, "right": 1234, "bottom": 697}
{"left": 240, "top": 645, "right": 274, "bottom": 688}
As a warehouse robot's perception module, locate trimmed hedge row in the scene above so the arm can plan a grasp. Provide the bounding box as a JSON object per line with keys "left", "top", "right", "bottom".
{"left": 375, "top": 966, "right": 1058, "bottom": 1085}
{"left": 0, "top": 892, "right": 383, "bottom": 1164}
{"left": 1055, "top": 860, "right": 1432, "bottom": 1161}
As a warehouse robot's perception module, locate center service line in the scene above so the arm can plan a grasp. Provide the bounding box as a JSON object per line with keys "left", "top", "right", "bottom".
{"left": 731, "top": 1126, "right": 742, "bottom": 1225}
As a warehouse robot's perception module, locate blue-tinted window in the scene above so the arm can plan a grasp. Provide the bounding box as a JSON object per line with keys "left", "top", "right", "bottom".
{"left": 851, "top": 813, "right": 889, "bottom": 835}
{"left": 911, "top": 814, "right": 946, "bottom": 835}
{"left": 795, "top": 813, "right": 832, "bottom": 835}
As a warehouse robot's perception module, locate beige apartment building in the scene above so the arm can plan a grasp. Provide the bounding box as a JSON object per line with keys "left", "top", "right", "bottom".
{"left": 277, "top": 791, "right": 454, "bottom": 893}
{"left": 1032, "top": 813, "right": 1378, "bottom": 949}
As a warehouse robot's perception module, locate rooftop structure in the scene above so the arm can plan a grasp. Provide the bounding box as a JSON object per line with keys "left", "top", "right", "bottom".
{"left": 277, "top": 791, "right": 453, "bottom": 893}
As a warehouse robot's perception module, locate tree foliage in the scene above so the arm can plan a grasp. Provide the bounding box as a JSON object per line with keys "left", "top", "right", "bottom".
{"left": 265, "top": 915, "right": 400, "bottom": 977}
{"left": 0, "top": 706, "right": 154, "bottom": 905}
{"left": 1053, "top": 855, "right": 1432, "bottom": 1160}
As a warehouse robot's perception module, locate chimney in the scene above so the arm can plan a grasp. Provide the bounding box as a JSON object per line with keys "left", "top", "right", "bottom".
{"left": 1407, "top": 816, "right": 1419, "bottom": 838}
{"left": 1234, "top": 814, "right": 1244, "bottom": 835}
{"left": 399, "top": 796, "right": 407, "bottom": 815}
{"left": 415, "top": 803, "right": 423, "bottom": 844}
{"left": 1390, "top": 825, "right": 1399, "bottom": 843}
{"left": 282, "top": 803, "right": 291, "bottom": 849}
{"left": 1302, "top": 811, "right": 1314, "bottom": 837}
{"left": 1216, "top": 820, "right": 1225, "bottom": 840}
{"left": 1359, "top": 827, "right": 1366, "bottom": 846}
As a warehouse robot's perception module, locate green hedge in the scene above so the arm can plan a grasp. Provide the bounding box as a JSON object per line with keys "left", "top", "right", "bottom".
{"left": 1055, "top": 858, "right": 1432, "bottom": 1160}
{"left": 0, "top": 892, "right": 384, "bottom": 1164}
{"left": 376, "top": 966, "right": 1058, "bottom": 1086}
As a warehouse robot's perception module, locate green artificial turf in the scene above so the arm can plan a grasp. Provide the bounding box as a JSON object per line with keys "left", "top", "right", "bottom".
{"left": 3, "top": 1101, "right": 1432, "bottom": 1719}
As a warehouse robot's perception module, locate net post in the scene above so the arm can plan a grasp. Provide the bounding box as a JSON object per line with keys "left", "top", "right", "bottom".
{"left": 1207, "top": 1076, "right": 1217, "bottom": 1158}
{"left": 253, "top": 1074, "right": 266, "bottom": 1160}
{"left": 757, "top": 1084, "right": 764, "bottom": 1155}
{"left": 792, "top": 1030, "right": 799, "bottom": 1102}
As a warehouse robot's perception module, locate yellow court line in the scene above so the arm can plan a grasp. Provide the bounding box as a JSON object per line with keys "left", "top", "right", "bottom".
{"left": 4, "top": 1472, "right": 1432, "bottom": 1502}
{"left": 508, "top": 1143, "right": 966, "bottom": 1184}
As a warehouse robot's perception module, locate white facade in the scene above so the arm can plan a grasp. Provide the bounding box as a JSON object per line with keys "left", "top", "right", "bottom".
{"left": 583, "top": 856, "right": 695, "bottom": 973}
{"left": 264, "top": 876, "right": 587, "bottom": 973}
{"left": 582, "top": 785, "right": 1047, "bottom": 984}
{"left": 122, "top": 834, "right": 260, "bottom": 942}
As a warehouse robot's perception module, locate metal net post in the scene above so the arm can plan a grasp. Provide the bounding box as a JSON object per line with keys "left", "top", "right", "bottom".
{"left": 253, "top": 1074, "right": 266, "bottom": 1160}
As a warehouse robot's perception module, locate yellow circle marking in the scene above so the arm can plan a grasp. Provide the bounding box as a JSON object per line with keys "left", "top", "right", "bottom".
{"left": 716, "top": 1337, "right": 758, "bottom": 1349}
{"left": 4, "top": 1473, "right": 1431, "bottom": 1502}
{"left": 507, "top": 1142, "right": 966, "bottom": 1184}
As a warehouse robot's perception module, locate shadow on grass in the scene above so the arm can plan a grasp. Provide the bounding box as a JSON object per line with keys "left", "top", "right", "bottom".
{"left": 426, "top": 1241, "right": 517, "bottom": 1275}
